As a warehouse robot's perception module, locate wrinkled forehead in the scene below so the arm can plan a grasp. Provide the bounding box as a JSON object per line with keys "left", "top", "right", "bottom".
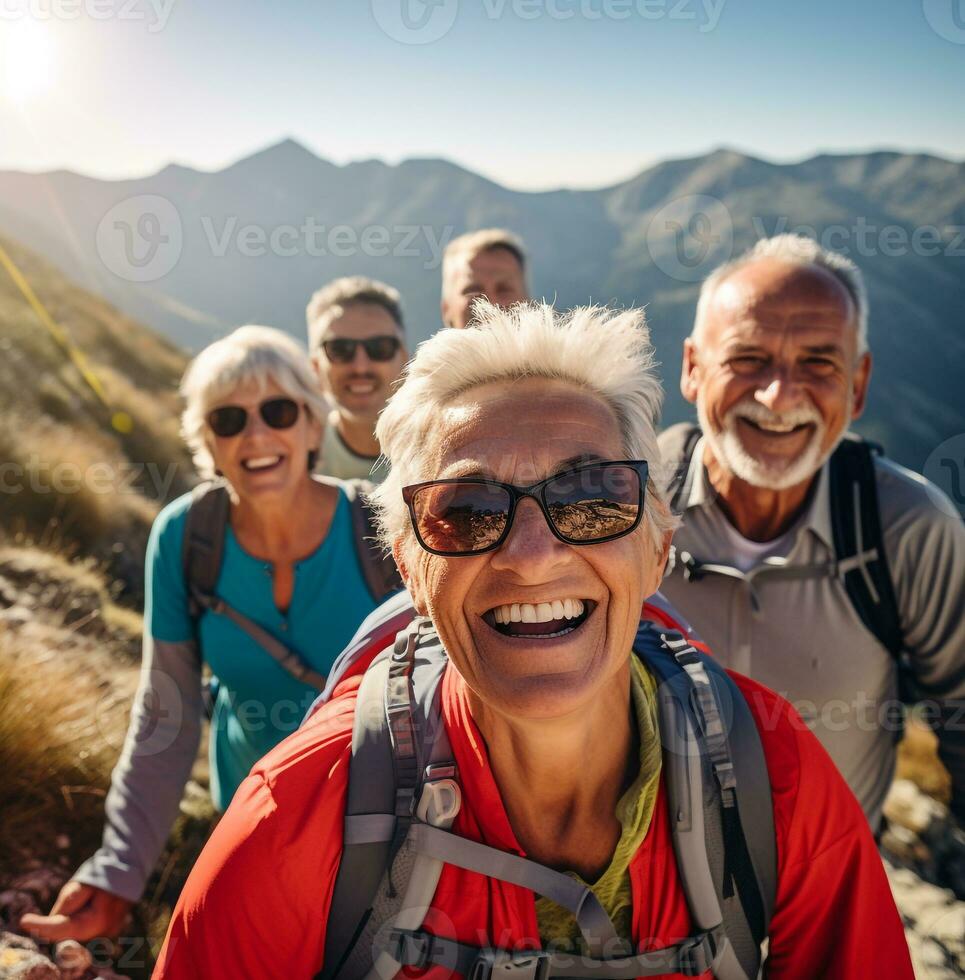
{"left": 425, "top": 379, "right": 625, "bottom": 483}
{"left": 710, "top": 259, "right": 857, "bottom": 339}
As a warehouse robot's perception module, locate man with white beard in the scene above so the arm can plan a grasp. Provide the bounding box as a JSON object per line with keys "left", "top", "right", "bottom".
{"left": 659, "top": 234, "right": 965, "bottom": 831}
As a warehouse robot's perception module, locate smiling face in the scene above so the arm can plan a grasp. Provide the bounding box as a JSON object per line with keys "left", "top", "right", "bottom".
{"left": 396, "top": 378, "right": 669, "bottom": 721}
{"left": 682, "top": 258, "right": 872, "bottom": 490}
{"left": 312, "top": 302, "right": 407, "bottom": 419}
{"left": 205, "top": 377, "right": 322, "bottom": 502}
{"left": 442, "top": 246, "right": 530, "bottom": 329}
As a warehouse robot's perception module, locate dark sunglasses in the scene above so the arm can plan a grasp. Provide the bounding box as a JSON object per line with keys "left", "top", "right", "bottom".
{"left": 207, "top": 397, "right": 301, "bottom": 438}
{"left": 321, "top": 336, "right": 402, "bottom": 364}
{"left": 402, "top": 460, "right": 649, "bottom": 557}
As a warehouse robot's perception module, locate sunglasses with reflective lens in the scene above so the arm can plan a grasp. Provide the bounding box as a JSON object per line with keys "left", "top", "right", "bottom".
{"left": 321, "top": 336, "right": 402, "bottom": 364}
{"left": 402, "top": 460, "right": 649, "bottom": 557}
{"left": 207, "top": 397, "right": 301, "bottom": 438}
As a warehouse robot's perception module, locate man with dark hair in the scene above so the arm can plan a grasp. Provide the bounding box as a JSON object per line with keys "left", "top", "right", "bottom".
{"left": 307, "top": 275, "right": 407, "bottom": 482}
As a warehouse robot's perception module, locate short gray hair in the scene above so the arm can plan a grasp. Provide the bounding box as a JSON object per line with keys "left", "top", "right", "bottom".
{"left": 181, "top": 325, "right": 328, "bottom": 480}
{"left": 441, "top": 228, "right": 528, "bottom": 297}
{"left": 693, "top": 233, "right": 869, "bottom": 354}
{"left": 371, "top": 301, "right": 678, "bottom": 555}
{"left": 306, "top": 276, "right": 404, "bottom": 352}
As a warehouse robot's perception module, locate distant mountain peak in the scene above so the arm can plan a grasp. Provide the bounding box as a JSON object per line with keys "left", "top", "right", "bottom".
{"left": 225, "top": 137, "right": 332, "bottom": 177}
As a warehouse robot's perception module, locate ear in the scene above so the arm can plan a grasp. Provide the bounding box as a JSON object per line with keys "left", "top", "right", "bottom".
{"left": 440, "top": 296, "right": 452, "bottom": 329}
{"left": 680, "top": 338, "right": 701, "bottom": 405}
{"left": 393, "top": 538, "right": 428, "bottom": 615}
{"left": 850, "top": 351, "right": 872, "bottom": 420}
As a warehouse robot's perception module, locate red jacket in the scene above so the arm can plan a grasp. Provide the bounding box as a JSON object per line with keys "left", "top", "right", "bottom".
{"left": 155, "top": 612, "right": 912, "bottom": 980}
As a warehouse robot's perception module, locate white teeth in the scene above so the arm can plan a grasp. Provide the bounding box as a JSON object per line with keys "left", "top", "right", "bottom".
{"left": 245, "top": 456, "right": 281, "bottom": 470}
{"left": 488, "top": 598, "right": 587, "bottom": 625}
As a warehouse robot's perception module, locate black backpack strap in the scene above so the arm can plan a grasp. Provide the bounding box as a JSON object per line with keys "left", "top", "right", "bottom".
{"left": 181, "top": 480, "right": 328, "bottom": 691}
{"left": 181, "top": 481, "right": 231, "bottom": 629}
{"left": 659, "top": 423, "right": 702, "bottom": 513}
{"left": 638, "top": 624, "right": 776, "bottom": 980}
{"left": 828, "top": 436, "right": 906, "bottom": 671}
{"left": 341, "top": 478, "right": 405, "bottom": 603}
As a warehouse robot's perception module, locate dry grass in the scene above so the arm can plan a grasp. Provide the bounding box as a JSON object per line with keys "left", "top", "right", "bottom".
{"left": 0, "top": 556, "right": 214, "bottom": 977}
{"left": 897, "top": 715, "right": 952, "bottom": 804}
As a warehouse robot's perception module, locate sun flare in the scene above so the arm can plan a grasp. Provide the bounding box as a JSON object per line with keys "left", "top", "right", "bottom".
{"left": 3, "top": 20, "right": 57, "bottom": 107}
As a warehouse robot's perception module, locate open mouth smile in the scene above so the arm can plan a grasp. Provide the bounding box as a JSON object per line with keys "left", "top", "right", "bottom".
{"left": 481, "top": 598, "right": 596, "bottom": 639}
{"left": 737, "top": 418, "right": 814, "bottom": 439}
{"left": 241, "top": 454, "right": 284, "bottom": 472}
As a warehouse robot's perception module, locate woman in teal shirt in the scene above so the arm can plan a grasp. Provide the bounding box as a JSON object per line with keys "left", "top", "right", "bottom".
{"left": 30, "top": 325, "right": 384, "bottom": 943}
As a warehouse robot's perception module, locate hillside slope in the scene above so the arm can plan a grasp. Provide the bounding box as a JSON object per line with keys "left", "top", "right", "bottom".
{"left": 0, "top": 233, "right": 191, "bottom": 594}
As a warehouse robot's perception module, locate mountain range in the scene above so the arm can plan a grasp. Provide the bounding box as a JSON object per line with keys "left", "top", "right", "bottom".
{"left": 1, "top": 140, "right": 963, "bottom": 472}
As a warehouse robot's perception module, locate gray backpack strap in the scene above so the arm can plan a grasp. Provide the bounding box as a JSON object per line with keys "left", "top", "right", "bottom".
{"left": 182, "top": 480, "right": 328, "bottom": 691}
{"left": 319, "top": 618, "right": 452, "bottom": 980}
{"left": 340, "top": 478, "right": 405, "bottom": 603}
{"left": 658, "top": 422, "right": 702, "bottom": 513}
{"left": 639, "top": 624, "right": 776, "bottom": 980}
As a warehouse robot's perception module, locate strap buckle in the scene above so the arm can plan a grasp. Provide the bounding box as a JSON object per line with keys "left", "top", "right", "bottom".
{"left": 386, "top": 928, "right": 437, "bottom": 970}
{"left": 677, "top": 932, "right": 718, "bottom": 976}
{"left": 470, "top": 950, "right": 551, "bottom": 980}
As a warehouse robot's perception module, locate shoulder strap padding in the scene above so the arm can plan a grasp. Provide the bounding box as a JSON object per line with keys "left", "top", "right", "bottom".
{"left": 637, "top": 623, "right": 776, "bottom": 980}
{"left": 320, "top": 620, "right": 451, "bottom": 980}
{"left": 341, "top": 478, "right": 405, "bottom": 604}
{"left": 658, "top": 422, "right": 702, "bottom": 513}
{"left": 181, "top": 481, "right": 231, "bottom": 617}
{"left": 828, "top": 435, "right": 903, "bottom": 659}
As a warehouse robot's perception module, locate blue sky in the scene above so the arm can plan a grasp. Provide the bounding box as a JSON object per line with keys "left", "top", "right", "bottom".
{"left": 2, "top": 0, "right": 964, "bottom": 189}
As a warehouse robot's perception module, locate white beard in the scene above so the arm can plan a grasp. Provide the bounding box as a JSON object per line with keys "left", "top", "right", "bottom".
{"left": 698, "top": 396, "right": 844, "bottom": 491}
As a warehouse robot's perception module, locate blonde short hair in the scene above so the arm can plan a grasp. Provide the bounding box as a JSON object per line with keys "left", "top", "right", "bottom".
{"left": 180, "top": 325, "right": 328, "bottom": 480}
{"left": 371, "top": 301, "right": 678, "bottom": 554}
{"left": 441, "top": 228, "right": 527, "bottom": 298}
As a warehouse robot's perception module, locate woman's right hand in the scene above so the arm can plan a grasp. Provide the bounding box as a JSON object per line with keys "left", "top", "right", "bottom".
{"left": 19, "top": 880, "right": 133, "bottom": 942}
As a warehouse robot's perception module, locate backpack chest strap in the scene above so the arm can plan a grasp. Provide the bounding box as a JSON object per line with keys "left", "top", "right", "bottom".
{"left": 406, "top": 823, "right": 626, "bottom": 960}
{"left": 381, "top": 923, "right": 725, "bottom": 980}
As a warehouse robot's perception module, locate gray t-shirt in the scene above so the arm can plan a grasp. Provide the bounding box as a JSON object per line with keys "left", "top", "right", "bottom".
{"left": 317, "top": 413, "right": 388, "bottom": 483}
{"left": 661, "top": 434, "right": 965, "bottom": 829}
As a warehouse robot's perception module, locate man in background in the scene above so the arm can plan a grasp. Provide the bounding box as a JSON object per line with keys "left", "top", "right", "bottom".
{"left": 659, "top": 233, "right": 965, "bottom": 830}
{"left": 307, "top": 276, "right": 408, "bottom": 482}
{"left": 440, "top": 228, "right": 530, "bottom": 329}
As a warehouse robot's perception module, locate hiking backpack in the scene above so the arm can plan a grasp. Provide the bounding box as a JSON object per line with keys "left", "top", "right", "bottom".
{"left": 308, "top": 592, "right": 778, "bottom": 980}
{"left": 181, "top": 477, "right": 404, "bottom": 691}
{"left": 661, "top": 423, "right": 910, "bottom": 697}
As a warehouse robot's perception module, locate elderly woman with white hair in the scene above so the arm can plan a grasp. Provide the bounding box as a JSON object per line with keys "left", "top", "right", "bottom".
{"left": 24, "top": 325, "right": 398, "bottom": 945}
{"left": 156, "top": 304, "right": 911, "bottom": 980}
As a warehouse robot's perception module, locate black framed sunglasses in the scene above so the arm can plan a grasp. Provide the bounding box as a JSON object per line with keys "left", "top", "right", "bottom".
{"left": 402, "top": 460, "right": 649, "bottom": 557}
{"left": 207, "top": 397, "right": 301, "bottom": 438}
{"left": 321, "top": 336, "right": 402, "bottom": 364}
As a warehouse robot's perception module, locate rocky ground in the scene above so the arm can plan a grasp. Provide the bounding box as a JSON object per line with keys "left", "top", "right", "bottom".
{"left": 884, "top": 779, "right": 965, "bottom": 978}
